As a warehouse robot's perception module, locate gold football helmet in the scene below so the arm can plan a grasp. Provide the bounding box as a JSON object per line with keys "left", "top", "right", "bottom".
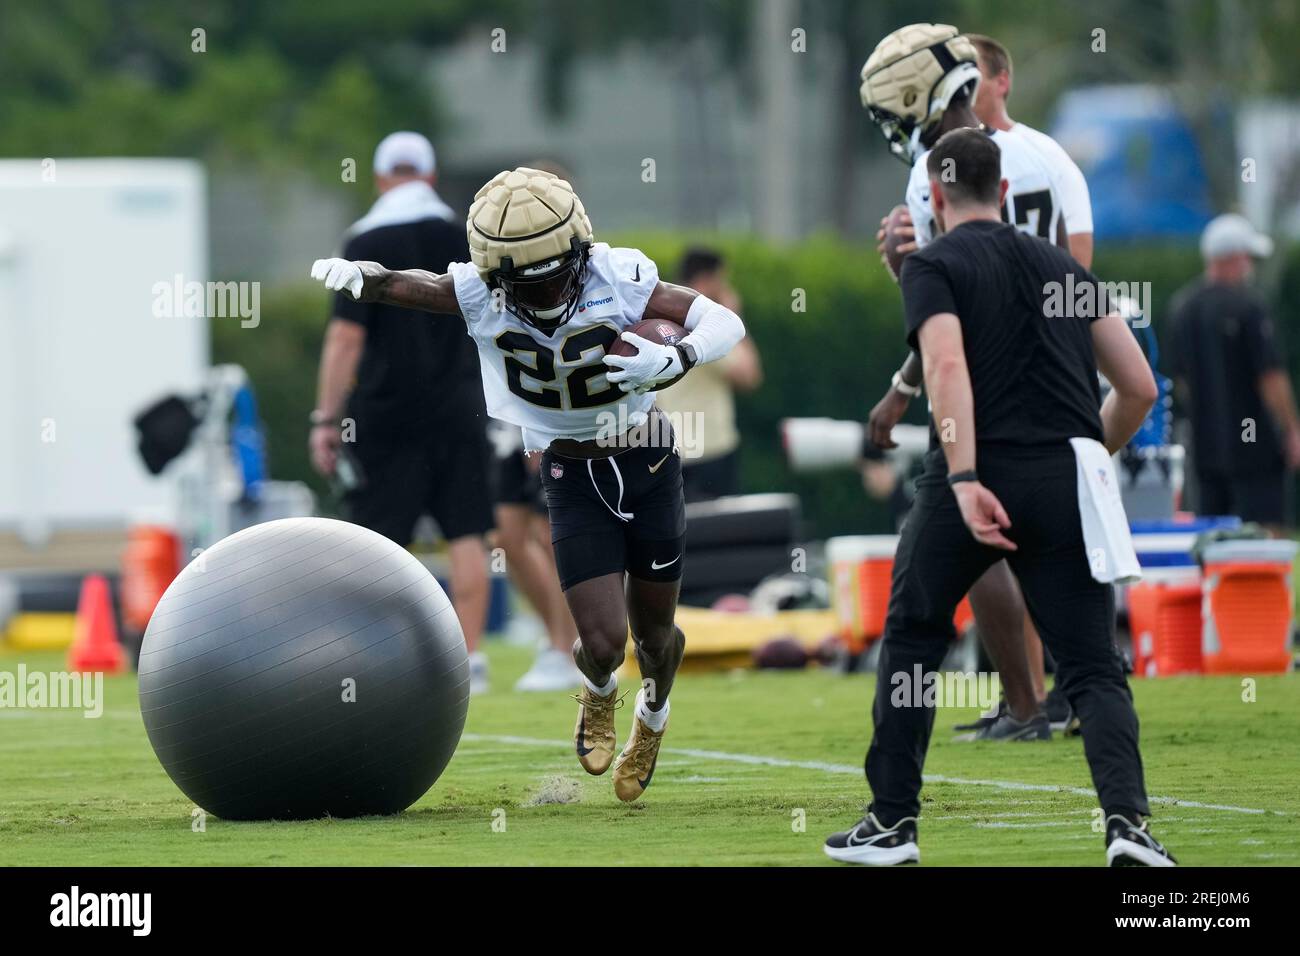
{"left": 859, "top": 23, "right": 981, "bottom": 165}
{"left": 467, "top": 167, "right": 594, "bottom": 332}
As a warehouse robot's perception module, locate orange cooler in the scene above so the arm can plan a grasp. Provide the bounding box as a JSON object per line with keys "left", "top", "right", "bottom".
{"left": 1201, "top": 540, "right": 1297, "bottom": 674}
{"left": 1128, "top": 579, "right": 1203, "bottom": 677}
{"left": 826, "top": 536, "right": 898, "bottom": 652}
{"left": 121, "top": 525, "right": 182, "bottom": 633}
{"left": 826, "top": 535, "right": 977, "bottom": 652}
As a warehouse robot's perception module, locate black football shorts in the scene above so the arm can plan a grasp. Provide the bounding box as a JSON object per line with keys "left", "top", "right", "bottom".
{"left": 540, "top": 438, "right": 687, "bottom": 590}
{"left": 344, "top": 420, "right": 494, "bottom": 546}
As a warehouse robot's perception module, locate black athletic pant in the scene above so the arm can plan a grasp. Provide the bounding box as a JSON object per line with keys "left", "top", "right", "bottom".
{"left": 865, "top": 446, "right": 1150, "bottom": 825}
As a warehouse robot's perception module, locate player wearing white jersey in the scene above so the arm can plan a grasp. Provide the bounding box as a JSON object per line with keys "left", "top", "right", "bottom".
{"left": 875, "top": 32, "right": 1101, "bottom": 737}
{"left": 903, "top": 126, "right": 1065, "bottom": 249}
{"left": 856, "top": 24, "right": 1065, "bottom": 743}
{"left": 311, "top": 167, "right": 745, "bottom": 802}
{"left": 965, "top": 33, "right": 1098, "bottom": 727}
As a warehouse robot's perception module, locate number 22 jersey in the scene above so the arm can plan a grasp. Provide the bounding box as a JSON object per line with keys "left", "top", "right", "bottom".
{"left": 448, "top": 243, "right": 660, "bottom": 452}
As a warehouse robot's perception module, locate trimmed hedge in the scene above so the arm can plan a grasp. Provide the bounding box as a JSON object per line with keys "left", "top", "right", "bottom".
{"left": 214, "top": 236, "right": 1300, "bottom": 538}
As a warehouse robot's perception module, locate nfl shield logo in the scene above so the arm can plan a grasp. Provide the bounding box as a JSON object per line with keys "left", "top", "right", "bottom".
{"left": 550, "top": 461, "right": 564, "bottom": 479}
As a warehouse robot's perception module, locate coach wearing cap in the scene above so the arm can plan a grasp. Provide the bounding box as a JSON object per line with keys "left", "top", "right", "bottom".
{"left": 310, "top": 131, "right": 493, "bottom": 692}
{"left": 1167, "top": 213, "right": 1300, "bottom": 530}
{"left": 825, "top": 128, "right": 1174, "bottom": 866}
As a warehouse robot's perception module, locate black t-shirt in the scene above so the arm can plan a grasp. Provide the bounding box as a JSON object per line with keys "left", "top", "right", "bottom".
{"left": 333, "top": 218, "right": 485, "bottom": 444}
{"left": 1165, "top": 279, "right": 1284, "bottom": 476}
{"left": 900, "top": 219, "right": 1105, "bottom": 457}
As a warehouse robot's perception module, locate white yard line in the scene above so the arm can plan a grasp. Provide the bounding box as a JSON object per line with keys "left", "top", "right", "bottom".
{"left": 460, "top": 733, "right": 1286, "bottom": 817}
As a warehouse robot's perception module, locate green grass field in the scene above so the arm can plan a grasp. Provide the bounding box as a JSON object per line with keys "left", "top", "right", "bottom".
{"left": 1, "top": 645, "right": 1296, "bottom": 866}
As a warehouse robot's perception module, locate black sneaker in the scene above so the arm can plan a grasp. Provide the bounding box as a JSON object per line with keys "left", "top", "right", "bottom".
{"left": 967, "top": 710, "right": 1052, "bottom": 741}
{"left": 1105, "top": 814, "right": 1177, "bottom": 867}
{"left": 1044, "top": 687, "right": 1081, "bottom": 735}
{"left": 953, "top": 698, "right": 1006, "bottom": 732}
{"left": 823, "top": 811, "right": 920, "bottom": 865}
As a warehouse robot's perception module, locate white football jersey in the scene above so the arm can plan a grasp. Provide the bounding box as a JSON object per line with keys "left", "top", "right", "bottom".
{"left": 1002, "top": 122, "right": 1093, "bottom": 236}
{"left": 905, "top": 127, "right": 1064, "bottom": 248}
{"left": 449, "top": 243, "right": 659, "bottom": 451}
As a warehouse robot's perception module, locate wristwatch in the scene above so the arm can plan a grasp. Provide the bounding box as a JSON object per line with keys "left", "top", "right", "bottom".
{"left": 947, "top": 469, "right": 979, "bottom": 486}
{"left": 675, "top": 342, "right": 699, "bottom": 372}
{"left": 891, "top": 370, "right": 922, "bottom": 398}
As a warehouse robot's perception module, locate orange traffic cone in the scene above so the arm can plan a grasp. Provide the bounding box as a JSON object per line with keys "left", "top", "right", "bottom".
{"left": 67, "top": 574, "right": 126, "bottom": 674}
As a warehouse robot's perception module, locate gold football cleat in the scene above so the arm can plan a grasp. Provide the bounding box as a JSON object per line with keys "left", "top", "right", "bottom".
{"left": 611, "top": 712, "right": 667, "bottom": 801}
{"left": 573, "top": 686, "right": 620, "bottom": 775}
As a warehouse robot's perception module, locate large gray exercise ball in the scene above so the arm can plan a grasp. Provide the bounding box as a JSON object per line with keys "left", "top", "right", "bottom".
{"left": 138, "top": 517, "right": 469, "bottom": 820}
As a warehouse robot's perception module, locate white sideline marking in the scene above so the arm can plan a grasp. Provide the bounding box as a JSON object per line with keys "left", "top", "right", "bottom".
{"left": 974, "top": 821, "right": 1078, "bottom": 829}
{"left": 460, "top": 733, "right": 1285, "bottom": 817}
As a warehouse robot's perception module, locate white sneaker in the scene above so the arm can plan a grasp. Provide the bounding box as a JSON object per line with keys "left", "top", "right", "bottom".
{"left": 514, "top": 648, "right": 583, "bottom": 692}
{"left": 468, "top": 651, "right": 490, "bottom": 696}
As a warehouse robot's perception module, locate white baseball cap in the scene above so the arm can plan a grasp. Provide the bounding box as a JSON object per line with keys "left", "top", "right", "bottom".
{"left": 373, "top": 131, "right": 436, "bottom": 176}
{"left": 1200, "top": 213, "right": 1273, "bottom": 260}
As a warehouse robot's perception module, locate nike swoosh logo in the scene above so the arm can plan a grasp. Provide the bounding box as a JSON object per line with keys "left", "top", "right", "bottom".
{"left": 657, "top": 356, "right": 674, "bottom": 375}
{"left": 633, "top": 263, "right": 640, "bottom": 282}
{"left": 575, "top": 713, "right": 594, "bottom": 757}
{"left": 847, "top": 826, "right": 885, "bottom": 847}
{"left": 650, "top": 554, "right": 680, "bottom": 570}
{"left": 648, "top": 453, "right": 670, "bottom": 473}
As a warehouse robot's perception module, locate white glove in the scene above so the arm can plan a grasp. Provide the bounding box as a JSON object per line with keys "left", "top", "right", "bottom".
{"left": 310, "top": 258, "right": 364, "bottom": 300}
{"left": 602, "top": 331, "right": 686, "bottom": 394}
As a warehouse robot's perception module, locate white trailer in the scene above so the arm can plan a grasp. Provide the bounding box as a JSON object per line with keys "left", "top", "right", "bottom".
{"left": 0, "top": 159, "right": 208, "bottom": 566}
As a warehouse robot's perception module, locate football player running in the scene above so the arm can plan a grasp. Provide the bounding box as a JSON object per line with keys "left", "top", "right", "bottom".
{"left": 310, "top": 168, "right": 744, "bottom": 801}
{"left": 859, "top": 23, "right": 1075, "bottom": 740}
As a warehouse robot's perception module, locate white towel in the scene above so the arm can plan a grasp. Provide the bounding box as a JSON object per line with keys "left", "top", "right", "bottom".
{"left": 340, "top": 180, "right": 457, "bottom": 245}
{"left": 1069, "top": 437, "right": 1142, "bottom": 585}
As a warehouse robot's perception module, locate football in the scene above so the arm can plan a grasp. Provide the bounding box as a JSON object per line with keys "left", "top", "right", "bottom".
{"left": 752, "top": 635, "right": 810, "bottom": 670}
{"left": 882, "top": 203, "right": 914, "bottom": 279}
{"left": 607, "top": 317, "right": 689, "bottom": 390}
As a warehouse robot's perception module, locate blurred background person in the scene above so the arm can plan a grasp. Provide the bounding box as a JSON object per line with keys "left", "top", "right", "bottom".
{"left": 309, "top": 131, "right": 493, "bottom": 693}
{"left": 1168, "top": 213, "right": 1300, "bottom": 533}
{"left": 858, "top": 437, "right": 919, "bottom": 533}
{"left": 654, "top": 248, "right": 763, "bottom": 502}
{"left": 490, "top": 422, "right": 582, "bottom": 692}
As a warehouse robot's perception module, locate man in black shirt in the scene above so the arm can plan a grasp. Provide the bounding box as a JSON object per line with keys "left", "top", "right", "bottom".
{"left": 310, "top": 131, "right": 493, "bottom": 693}
{"left": 824, "top": 128, "right": 1174, "bottom": 866}
{"left": 1166, "top": 213, "right": 1300, "bottom": 530}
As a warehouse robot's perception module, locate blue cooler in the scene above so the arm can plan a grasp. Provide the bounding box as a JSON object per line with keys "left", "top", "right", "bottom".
{"left": 1129, "top": 516, "right": 1242, "bottom": 576}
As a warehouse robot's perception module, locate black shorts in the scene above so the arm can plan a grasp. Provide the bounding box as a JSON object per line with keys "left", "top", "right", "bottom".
{"left": 540, "top": 440, "right": 687, "bottom": 590}
{"left": 494, "top": 448, "right": 548, "bottom": 514}
{"left": 1196, "top": 470, "right": 1288, "bottom": 526}
{"left": 344, "top": 420, "right": 494, "bottom": 546}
